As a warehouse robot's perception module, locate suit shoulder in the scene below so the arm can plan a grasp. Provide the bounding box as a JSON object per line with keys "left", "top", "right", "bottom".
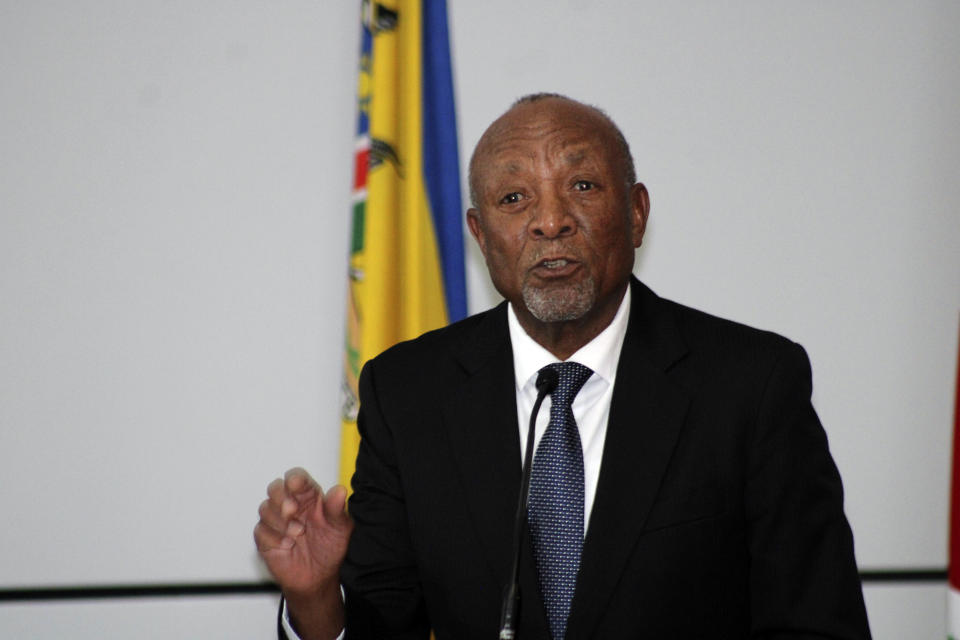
{"left": 365, "top": 303, "right": 506, "bottom": 374}
{"left": 656, "top": 294, "right": 805, "bottom": 365}
{"left": 357, "top": 304, "right": 509, "bottom": 414}
{"left": 641, "top": 291, "right": 815, "bottom": 404}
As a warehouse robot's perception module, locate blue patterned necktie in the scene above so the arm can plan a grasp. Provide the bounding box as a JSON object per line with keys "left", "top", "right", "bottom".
{"left": 527, "top": 361, "right": 593, "bottom": 640}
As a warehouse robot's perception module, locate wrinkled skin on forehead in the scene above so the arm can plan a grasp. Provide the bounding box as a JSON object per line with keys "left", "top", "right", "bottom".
{"left": 467, "top": 97, "right": 650, "bottom": 359}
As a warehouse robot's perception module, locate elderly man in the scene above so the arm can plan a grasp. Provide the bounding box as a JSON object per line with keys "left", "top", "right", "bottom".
{"left": 255, "top": 94, "right": 871, "bottom": 639}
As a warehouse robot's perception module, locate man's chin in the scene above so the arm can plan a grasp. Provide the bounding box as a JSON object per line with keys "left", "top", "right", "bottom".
{"left": 521, "top": 281, "right": 596, "bottom": 324}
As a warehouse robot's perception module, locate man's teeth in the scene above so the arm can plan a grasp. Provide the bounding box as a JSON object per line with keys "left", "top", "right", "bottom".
{"left": 542, "top": 259, "right": 568, "bottom": 269}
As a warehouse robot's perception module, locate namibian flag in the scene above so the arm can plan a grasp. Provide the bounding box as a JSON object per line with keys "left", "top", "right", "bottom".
{"left": 339, "top": 0, "right": 466, "bottom": 488}
{"left": 949, "top": 319, "right": 960, "bottom": 638}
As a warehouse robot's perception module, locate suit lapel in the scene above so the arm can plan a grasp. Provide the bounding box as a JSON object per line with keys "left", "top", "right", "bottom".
{"left": 441, "top": 304, "right": 522, "bottom": 588}
{"left": 441, "top": 304, "right": 552, "bottom": 635}
{"left": 567, "top": 279, "right": 691, "bottom": 639}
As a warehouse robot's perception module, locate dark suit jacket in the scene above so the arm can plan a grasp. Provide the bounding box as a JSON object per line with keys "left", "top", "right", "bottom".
{"left": 335, "top": 278, "right": 870, "bottom": 639}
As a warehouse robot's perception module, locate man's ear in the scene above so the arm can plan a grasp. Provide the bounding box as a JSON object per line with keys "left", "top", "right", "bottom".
{"left": 629, "top": 183, "right": 650, "bottom": 248}
{"left": 466, "top": 208, "right": 487, "bottom": 257}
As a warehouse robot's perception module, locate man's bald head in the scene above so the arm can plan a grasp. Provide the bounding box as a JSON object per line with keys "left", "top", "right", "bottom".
{"left": 468, "top": 93, "right": 637, "bottom": 207}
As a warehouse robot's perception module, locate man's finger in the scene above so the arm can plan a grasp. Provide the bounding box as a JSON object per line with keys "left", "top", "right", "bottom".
{"left": 266, "top": 477, "right": 285, "bottom": 503}
{"left": 264, "top": 479, "right": 311, "bottom": 533}
{"left": 253, "top": 522, "right": 295, "bottom": 552}
{"left": 284, "top": 467, "right": 320, "bottom": 500}
{"left": 258, "top": 498, "right": 293, "bottom": 535}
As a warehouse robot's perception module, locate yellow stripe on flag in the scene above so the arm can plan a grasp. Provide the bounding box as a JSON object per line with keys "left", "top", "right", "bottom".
{"left": 339, "top": 0, "right": 451, "bottom": 490}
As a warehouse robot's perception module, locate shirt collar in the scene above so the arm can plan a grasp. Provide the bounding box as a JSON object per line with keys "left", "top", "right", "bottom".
{"left": 507, "top": 285, "right": 632, "bottom": 391}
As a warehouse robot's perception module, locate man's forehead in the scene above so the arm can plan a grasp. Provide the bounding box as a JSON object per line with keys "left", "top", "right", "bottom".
{"left": 485, "top": 109, "right": 607, "bottom": 145}
{"left": 478, "top": 100, "right": 612, "bottom": 154}
{"left": 468, "top": 96, "right": 630, "bottom": 203}
{"left": 484, "top": 141, "right": 596, "bottom": 173}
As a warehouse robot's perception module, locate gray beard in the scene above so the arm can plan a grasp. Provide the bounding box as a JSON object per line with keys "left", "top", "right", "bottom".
{"left": 521, "top": 274, "right": 597, "bottom": 323}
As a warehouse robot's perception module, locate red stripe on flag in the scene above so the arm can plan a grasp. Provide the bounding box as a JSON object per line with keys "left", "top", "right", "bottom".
{"left": 354, "top": 148, "right": 369, "bottom": 191}
{"left": 949, "top": 316, "right": 960, "bottom": 589}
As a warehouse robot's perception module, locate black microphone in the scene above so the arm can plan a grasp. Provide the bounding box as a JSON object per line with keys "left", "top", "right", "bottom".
{"left": 499, "top": 366, "right": 559, "bottom": 640}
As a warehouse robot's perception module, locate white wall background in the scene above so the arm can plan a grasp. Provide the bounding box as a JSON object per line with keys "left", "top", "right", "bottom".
{"left": 1, "top": 1, "right": 958, "bottom": 637}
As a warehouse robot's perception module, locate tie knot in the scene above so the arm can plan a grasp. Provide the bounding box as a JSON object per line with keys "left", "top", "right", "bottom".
{"left": 542, "top": 361, "right": 593, "bottom": 407}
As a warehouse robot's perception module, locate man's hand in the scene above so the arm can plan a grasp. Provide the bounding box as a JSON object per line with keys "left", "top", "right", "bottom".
{"left": 255, "top": 468, "right": 353, "bottom": 639}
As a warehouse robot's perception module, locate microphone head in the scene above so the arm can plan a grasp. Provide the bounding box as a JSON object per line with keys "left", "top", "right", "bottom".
{"left": 535, "top": 366, "right": 559, "bottom": 394}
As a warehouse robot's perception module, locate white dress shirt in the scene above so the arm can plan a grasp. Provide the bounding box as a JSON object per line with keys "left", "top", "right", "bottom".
{"left": 283, "top": 288, "right": 631, "bottom": 639}
{"left": 508, "top": 286, "right": 631, "bottom": 532}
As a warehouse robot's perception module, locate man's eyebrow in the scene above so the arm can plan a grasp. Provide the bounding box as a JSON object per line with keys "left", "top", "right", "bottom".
{"left": 563, "top": 150, "right": 587, "bottom": 165}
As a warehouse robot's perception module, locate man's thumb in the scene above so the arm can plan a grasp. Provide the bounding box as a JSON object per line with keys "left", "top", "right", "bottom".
{"left": 322, "top": 485, "right": 351, "bottom": 528}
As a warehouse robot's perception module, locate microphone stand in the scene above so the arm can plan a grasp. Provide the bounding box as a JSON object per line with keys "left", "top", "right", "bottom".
{"left": 498, "top": 368, "right": 558, "bottom": 640}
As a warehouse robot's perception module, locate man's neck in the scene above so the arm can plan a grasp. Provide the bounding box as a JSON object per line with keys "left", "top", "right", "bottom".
{"left": 513, "top": 284, "right": 629, "bottom": 360}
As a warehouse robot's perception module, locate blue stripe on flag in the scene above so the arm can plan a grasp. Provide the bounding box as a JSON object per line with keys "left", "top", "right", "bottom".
{"left": 421, "top": 0, "right": 467, "bottom": 322}
{"left": 357, "top": 22, "right": 373, "bottom": 136}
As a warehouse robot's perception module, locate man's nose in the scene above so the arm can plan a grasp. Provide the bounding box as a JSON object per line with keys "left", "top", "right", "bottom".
{"left": 528, "top": 189, "right": 575, "bottom": 239}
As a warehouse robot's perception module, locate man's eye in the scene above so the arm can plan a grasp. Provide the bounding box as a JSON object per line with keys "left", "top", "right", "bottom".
{"left": 574, "top": 180, "right": 595, "bottom": 191}
{"left": 499, "top": 192, "right": 522, "bottom": 205}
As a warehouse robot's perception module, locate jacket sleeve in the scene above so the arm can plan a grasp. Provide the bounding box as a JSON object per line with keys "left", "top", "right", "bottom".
{"left": 339, "top": 360, "right": 431, "bottom": 639}
{"left": 745, "top": 342, "right": 871, "bottom": 639}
